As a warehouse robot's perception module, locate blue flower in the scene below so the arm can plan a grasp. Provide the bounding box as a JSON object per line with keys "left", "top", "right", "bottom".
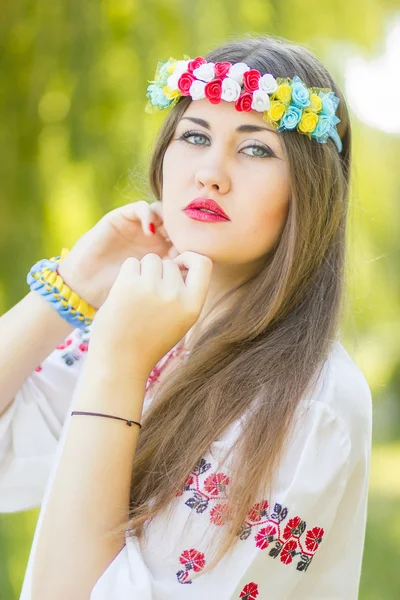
{"left": 146, "top": 84, "right": 171, "bottom": 109}
{"left": 319, "top": 91, "right": 340, "bottom": 117}
{"left": 278, "top": 104, "right": 302, "bottom": 131}
{"left": 290, "top": 75, "right": 310, "bottom": 109}
{"left": 310, "top": 91, "right": 341, "bottom": 143}
{"left": 310, "top": 113, "right": 332, "bottom": 142}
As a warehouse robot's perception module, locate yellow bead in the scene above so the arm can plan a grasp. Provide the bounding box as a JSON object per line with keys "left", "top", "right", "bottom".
{"left": 69, "top": 291, "right": 81, "bottom": 310}
{"left": 47, "top": 271, "right": 57, "bottom": 285}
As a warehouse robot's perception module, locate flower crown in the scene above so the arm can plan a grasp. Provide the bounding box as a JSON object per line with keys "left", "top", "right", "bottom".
{"left": 145, "top": 55, "right": 343, "bottom": 153}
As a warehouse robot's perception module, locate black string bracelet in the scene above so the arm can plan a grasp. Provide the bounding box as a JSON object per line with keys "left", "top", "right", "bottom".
{"left": 71, "top": 411, "right": 142, "bottom": 428}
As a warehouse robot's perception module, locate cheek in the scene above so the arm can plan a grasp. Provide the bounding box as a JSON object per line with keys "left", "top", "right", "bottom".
{"left": 162, "top": 147, "right": 190, "bottom": 195}
{"left": 162, "top": 145, "right": 176, "bottom": 180}
{"left": 240, "top": 193, "right": 290, "bottom": 255}
{"left": 161, "top": 152, "right": 172, "bottom": 190}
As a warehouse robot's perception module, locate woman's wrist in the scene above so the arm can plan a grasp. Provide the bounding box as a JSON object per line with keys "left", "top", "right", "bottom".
{"left": 73, "top": 355, "right": 147, "bottom": 419}
{"left": 57, "top": 257, "right": 102, "bottom": 311}
{"left": 86, "top": 321, "right": 154, "bottom": 382}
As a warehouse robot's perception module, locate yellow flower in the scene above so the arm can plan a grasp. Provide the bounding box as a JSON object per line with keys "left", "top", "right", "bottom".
{"left": 163, "top": 85, "right": 181, "bottom": 100}
{"left": 266, "top": 101, "right": 286, "bottom": 122}
{"left": 274, "top": 84, "right": 292, "bottom": 104}
{"left": 309, "top": 93, "right": 322, "bottom": 112}
{"left": 167, "top": 61, "right": 177, "bottom": 74}
{"left": 298, "top": 110, "right": 319, "bottom": 133}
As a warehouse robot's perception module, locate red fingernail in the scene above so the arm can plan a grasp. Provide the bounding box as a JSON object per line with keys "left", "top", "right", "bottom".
{"left": 149, "top": 223, "right": 156, "bottom": 234}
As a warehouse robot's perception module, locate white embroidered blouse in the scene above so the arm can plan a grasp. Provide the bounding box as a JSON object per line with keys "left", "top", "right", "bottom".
{"left": 0, "top": 324, "right": 372, "bottom": 600}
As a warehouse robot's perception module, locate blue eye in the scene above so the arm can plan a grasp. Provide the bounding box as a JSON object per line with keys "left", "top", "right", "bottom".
{"left": 177, "top": 130, "right": 274, "bottom": 158}
{"left": 241, "top": 145, "right": 272, "bottom": 158}
{"left": 178, "top": 131, "right": 210, "bottom": 146}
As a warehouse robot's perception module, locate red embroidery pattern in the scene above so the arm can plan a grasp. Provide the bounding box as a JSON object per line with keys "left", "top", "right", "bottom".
{"left": 176, "top": 548, "right": 206, "bottom": 584}
{"left": 56, "top": 338, "right": 74, "bottom": 350}
{"left": 145, "top": 344, "right": 189, "bottom": 393}
{"left": 240, "top": 582, "right": 259, "bottom": 599}
{"left": 245, "top": 500, "right": 325, "bottom": 572}
{"left": 55, "top": 328, "right": 90, "bottom": 366}
{"left": 35, "top": 334, "right": 188, "bottom": 386}
{"left": 34, "top": 327, "right": 91, "bottom": 372}
{"left": 175, "top": 457, "right": 232, "bottom": 526}
{"left": 178, "top": 457, "right": 325, "bottom": 573}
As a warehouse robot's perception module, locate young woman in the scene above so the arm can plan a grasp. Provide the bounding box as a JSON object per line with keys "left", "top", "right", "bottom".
{"left": 0, "top": 35, "right": 372, "bottom": 599}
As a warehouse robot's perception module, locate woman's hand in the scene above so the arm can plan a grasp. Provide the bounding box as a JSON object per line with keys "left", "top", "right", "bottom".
{"left": 87, "top": 251, "right": 213, "bottom": 378}
{"left": 57, "top": 200, "right": 178, "bottom": 310}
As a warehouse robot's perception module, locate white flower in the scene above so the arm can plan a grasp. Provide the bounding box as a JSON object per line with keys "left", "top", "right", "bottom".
{"left": 189, "top": 80, "right": 206, "bottom": 100}
{"left": 167, "top": 60, "right": 190, "bottom": 90}
{"left": 227, "top": 62, "right": 251, "bottom": 85}
{"left": 174, "top": 59, "right": 190, "bottom": 75}
{"left": 221, "top": 77, "right": 242, "bottom": 102}
{"left": 193, "top": 62, "right": 215, "bottom": 82}
{"left": 251, "top": 90, "right": 271, "bottom": 112}
{"left": 258, "top": 73, "right": 278, "bottom": 94}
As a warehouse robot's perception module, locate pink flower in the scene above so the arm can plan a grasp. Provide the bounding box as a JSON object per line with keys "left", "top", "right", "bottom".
{"left": 305, "top": 526, "right": 325, "bottom": 552}
{"left": 178, "top": 72, "right": 196, "bottom": 96}
{"left": 247, "top": 500, "right": 269, "bottom": 523}
{"left": 210, "top": 503, "right": 232, "bottom": 526}
{"left": 280, "top": 540, "right": 298, "bottom": 565}
{"left": 204, "top": 78, "right": 223, "bottom": 104}
{"left": 179, "top": 548, "right": 206, "bottom": 572}
{"left": 56, "top": 338, "right": 73, "bottom": 350}
{"left": 187, "top": 56, "right": 207, "bottom": 74}
{"left": 203, "top": 471, "right": 230, "bottom": 495}
{"left": 240, "top": 581, "right": 259, "bottom": 599}
{"left": 214, "top": 61, "right": 232, "bottom": 78}
{"left": 283, "top": 516, "right": 302, "bottom": 540}
{"left": 235, "top": 91, "right": 253, "bottom": 111}
{"left": 255, "top": 523, "right": 278, "bottom": 549}
{"left": 243, "top": 69, "right": 261, "bottom": 92}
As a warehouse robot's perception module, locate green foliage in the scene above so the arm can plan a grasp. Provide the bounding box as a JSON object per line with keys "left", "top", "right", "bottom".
{"left": 1, "top": 1, "right": 399, "bottom": 597}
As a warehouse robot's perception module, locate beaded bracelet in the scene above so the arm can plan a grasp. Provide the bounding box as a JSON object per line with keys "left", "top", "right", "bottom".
{"left": 26, "top": 248, "right": 98, "bottom": 330}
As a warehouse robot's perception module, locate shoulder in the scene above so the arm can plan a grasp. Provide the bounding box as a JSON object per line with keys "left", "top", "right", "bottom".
{"left": 302, "top": 340, "right": 373, "bottom": 458}
{"left": 326, "top": 341, "right": 372, "bottom": 428}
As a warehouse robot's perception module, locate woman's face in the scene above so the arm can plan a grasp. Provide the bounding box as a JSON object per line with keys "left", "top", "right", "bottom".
{"left": 161, "top": 98, "right": 291, "bottom": 272}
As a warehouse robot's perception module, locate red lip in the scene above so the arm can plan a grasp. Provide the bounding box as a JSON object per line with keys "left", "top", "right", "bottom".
{"left": 183, "top": 209, "right": 229, "bottom": 223}
{"left": 183, "top": 198, "right": 230, "bottom": 220}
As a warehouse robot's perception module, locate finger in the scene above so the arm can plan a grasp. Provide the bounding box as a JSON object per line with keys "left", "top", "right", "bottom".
{"left": 161, "top": 259, "right": 185, "bottom": 286}
{"left": 115, "top": 201, "right": 148, "bottom": 222}
{"left": 172, "top": 252, "right": 213, "bottom": 307}
{"left": 121, "top": 255, "right": 141, "bottom": 275}
{"left": 110, "top": 256, "right": 140, "bottom": 296}
{"left": 148, "top": 201, "right": 163, "bottom": 221}
{"left": 166, "top": 245, "right": 180, "bottom": 260}
{"left": 140, "top": 252, "right": 163, "bottom": 283}
{"left": 157, "top": 224, "right": 170, "bottom": 240}
{"left": 135, "top": 201, "right": 162, "bottom": 236}
{"left": 120, "top": 201, "right": 161, "bottom": 237}
{"left": 149, "top": 202, "right": 170, "bottom": 241}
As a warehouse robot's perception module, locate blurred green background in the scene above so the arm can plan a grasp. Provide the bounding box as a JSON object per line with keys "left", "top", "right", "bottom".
{"left": 1, "top": 1, "right": 400, "bottom": 598}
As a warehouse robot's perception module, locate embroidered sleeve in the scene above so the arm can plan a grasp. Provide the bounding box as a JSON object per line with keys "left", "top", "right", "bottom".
{"left": 0, "top": 325, "right": 91, "bottom": 512}
{"left": 227, "top": 401, "right": 352, "bottom": 598}
{"left": 89, "top": 401, "right": 353, "bottom": 599}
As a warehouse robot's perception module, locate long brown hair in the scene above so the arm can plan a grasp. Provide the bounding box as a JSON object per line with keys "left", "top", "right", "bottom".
{"left": 112, "top": 34, "right": 351, "bottom": 578}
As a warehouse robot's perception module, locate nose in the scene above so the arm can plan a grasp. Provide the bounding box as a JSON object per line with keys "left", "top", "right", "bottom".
{"left": 194, "top": 160, "right": 231, "bottom": 195}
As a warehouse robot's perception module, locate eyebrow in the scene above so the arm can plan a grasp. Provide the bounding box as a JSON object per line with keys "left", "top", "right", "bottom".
{"left": 180, "top": 116, "right": 279, "bottom": 135}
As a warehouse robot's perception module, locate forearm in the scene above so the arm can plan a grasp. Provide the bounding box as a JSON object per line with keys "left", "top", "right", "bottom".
{"left": 0, "top": 291, "right": 75, "bottom": 417}
{"left": 31, "top": 344, "right": 147, "bottom": 600}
